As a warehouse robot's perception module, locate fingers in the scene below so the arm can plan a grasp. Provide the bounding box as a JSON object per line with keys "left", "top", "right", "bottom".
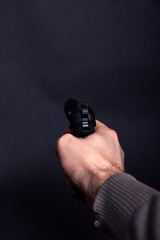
{"left": 55, "top": 127, "right": 72, "bottom": 156}
{"left": 55, "top": 120, "right": 109, "bottom": 156}
{"left": 95, "top": 120, "right": 110, "bottom": 132}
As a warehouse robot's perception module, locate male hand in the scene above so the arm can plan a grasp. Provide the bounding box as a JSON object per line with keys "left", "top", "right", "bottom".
{"left": 55, "top": 120, "right": 124, "bottom": 208}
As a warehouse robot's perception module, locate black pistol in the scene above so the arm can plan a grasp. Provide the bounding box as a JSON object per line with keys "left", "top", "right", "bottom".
{"left": 64, "top": 98, "right": 96, "bottom": 201}
{"left": 64, "top": 98, "right": 96, "bottom": 137}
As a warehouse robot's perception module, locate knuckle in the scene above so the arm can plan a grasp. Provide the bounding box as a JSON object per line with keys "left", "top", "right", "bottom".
{"left": 112, "top": 129, "right": 117, "bottom": 136}
{"left": 108, "top": 129, "right": 118, "bottom": 138}
{"left": 57, "top": 134, "right": 72, "bottom": 151}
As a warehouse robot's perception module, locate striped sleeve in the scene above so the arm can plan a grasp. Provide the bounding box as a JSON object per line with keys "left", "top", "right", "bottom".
{"left": 93, "top": 173, "right": 160, "bottom": 239}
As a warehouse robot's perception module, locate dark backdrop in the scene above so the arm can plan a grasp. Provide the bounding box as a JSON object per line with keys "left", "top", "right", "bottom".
{"left": 0, "top": 1, "right": 159, "bottom": 239}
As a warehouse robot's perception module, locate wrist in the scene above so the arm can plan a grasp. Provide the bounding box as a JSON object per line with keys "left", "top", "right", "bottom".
{"left": 86, "top": 168, "right": 124, "bottom": 209}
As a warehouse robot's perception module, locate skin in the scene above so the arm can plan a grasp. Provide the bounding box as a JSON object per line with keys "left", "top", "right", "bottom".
{"left": 55, "top": 120, "right": 125, "bottom": 208}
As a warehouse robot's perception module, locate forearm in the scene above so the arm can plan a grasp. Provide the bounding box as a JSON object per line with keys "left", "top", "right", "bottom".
{"left": 93, "top": 173, "right": 160, "bottom": 240}
{"left": 56, "top": 119, "right": 160, "bottom": 239}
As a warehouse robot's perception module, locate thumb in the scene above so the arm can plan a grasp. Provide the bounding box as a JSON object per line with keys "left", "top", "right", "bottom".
{"left": 55, "top": 133, "right": 80, "bottom": 173}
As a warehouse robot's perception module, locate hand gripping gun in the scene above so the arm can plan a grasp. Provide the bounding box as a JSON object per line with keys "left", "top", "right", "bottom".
{"left": 64, "top": 98, "right": 96, "bottom": 201}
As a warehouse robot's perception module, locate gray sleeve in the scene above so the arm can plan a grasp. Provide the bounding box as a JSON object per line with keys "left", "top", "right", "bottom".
{"left": 93, "top": 173, "right": 160, "bottom": 240}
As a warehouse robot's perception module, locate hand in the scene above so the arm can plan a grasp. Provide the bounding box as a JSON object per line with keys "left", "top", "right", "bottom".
{"left": 55, "top": 120, "right": 125, "bottom": 208}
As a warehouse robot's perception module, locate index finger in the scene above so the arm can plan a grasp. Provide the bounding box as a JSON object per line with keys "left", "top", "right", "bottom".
{"left": 95, "top": 120, "right": 110, "bottom": 132}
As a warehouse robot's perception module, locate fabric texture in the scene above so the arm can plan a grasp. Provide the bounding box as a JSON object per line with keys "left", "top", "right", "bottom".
{"left": 0, "top": 1, "right": 159, "bottom": 239}
{"left": 94, "top": 173, "right": 160, "bottom": 240}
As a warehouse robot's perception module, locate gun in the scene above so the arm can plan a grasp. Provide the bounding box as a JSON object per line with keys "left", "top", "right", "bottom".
{"left": 64, "top": 98, "right": 96, "bottom": 137}
{"left": 64, "top": 98, "right": 96, "bottom": 201}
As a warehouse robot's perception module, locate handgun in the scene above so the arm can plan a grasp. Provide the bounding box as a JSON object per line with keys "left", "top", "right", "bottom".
{"left": 64, "top": 98, "right": 96, "bottom": 201}
{"left": 64, "top": 98, "right": 96, "bottom": 137}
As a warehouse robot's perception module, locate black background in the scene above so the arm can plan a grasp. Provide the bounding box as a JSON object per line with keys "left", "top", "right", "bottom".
{"left": 0, "top": 1, "right": 159, "bottom": 239}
